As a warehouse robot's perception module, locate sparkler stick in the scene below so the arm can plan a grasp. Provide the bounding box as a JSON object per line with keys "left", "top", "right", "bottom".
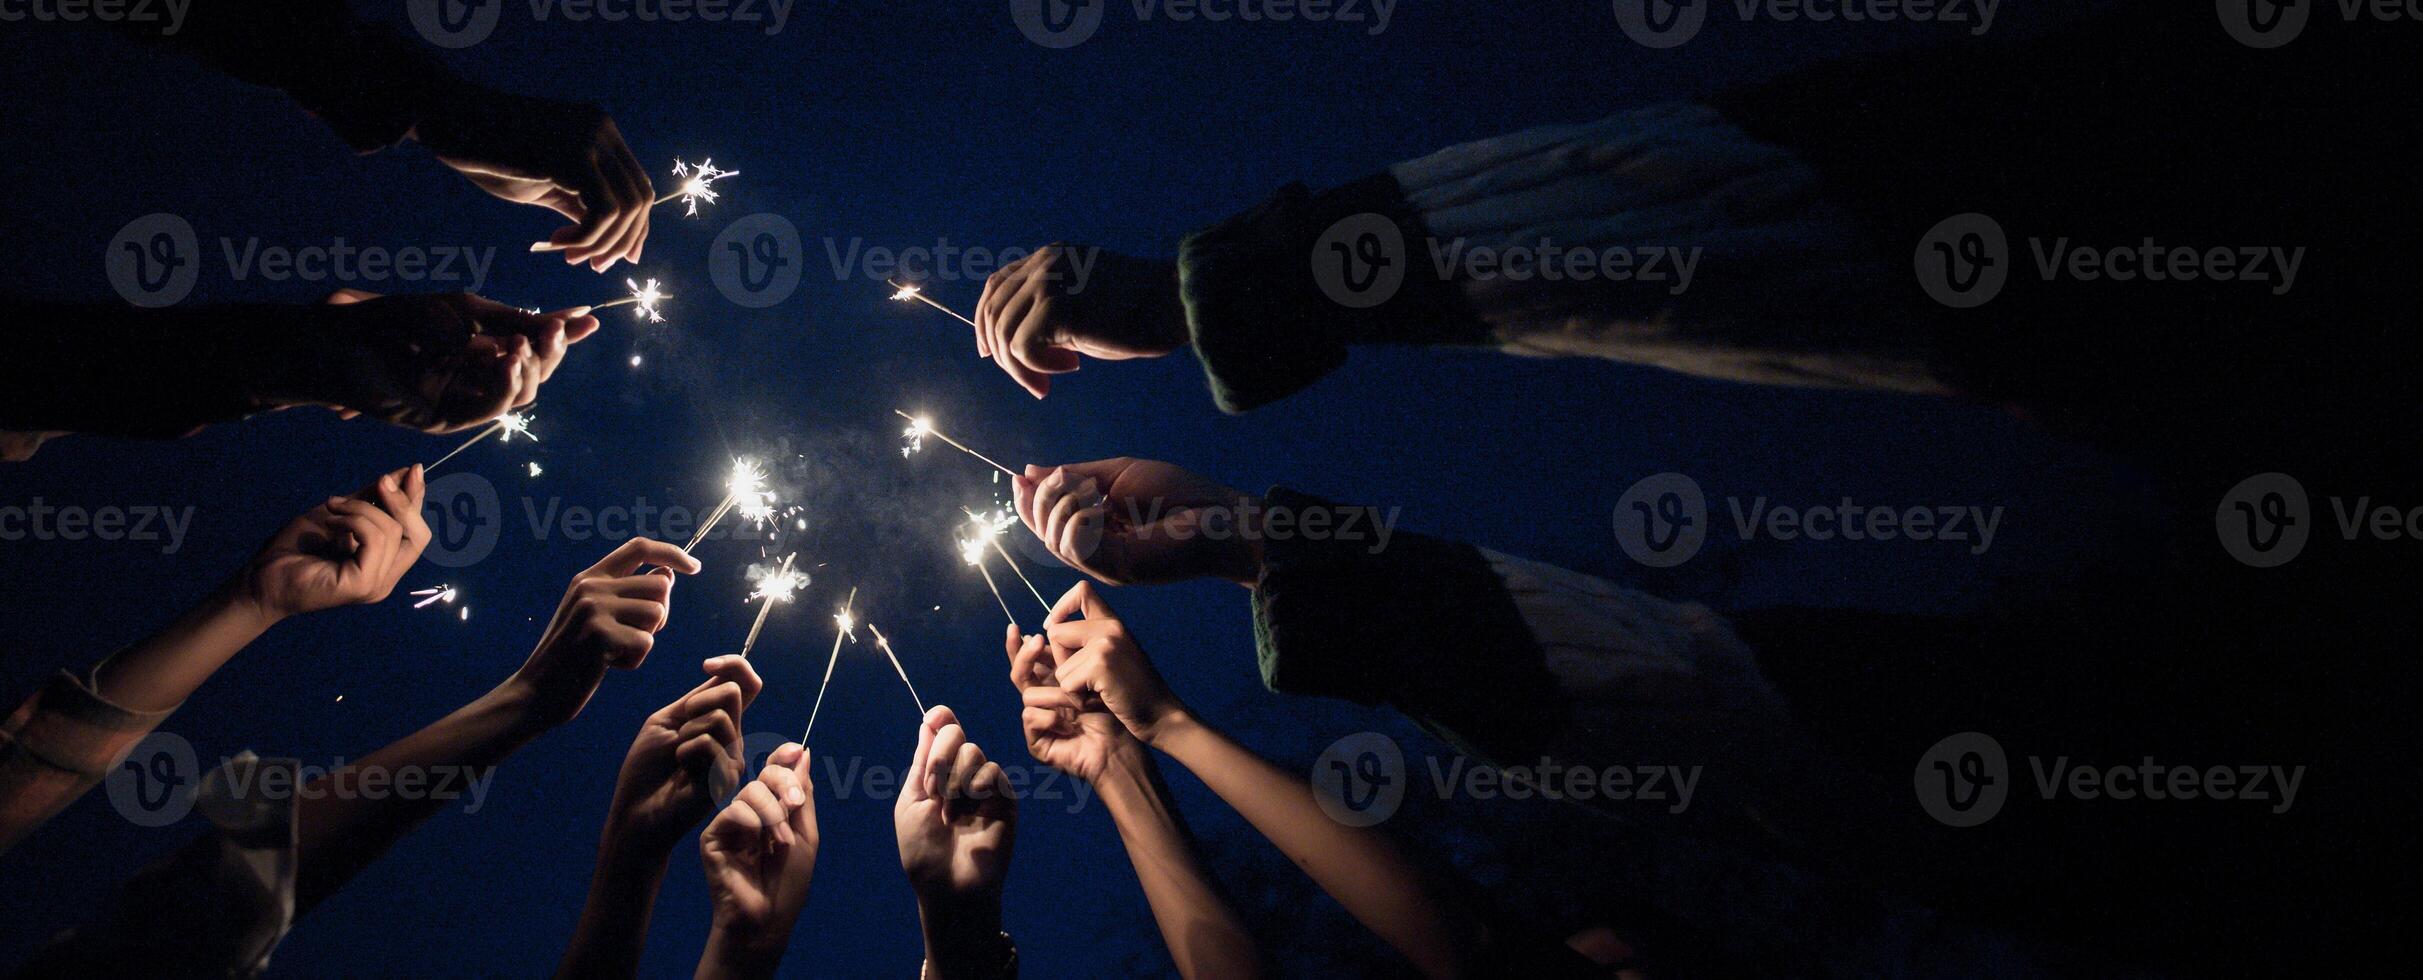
{"left": 884, "top": 280, "right": 980, "bottom": 330}
{"left": 965, "top": 507, "right": 1051, "bottom": 612}
{"left": 802, "top": 587, "right": 858, "bottom": 743}
{"left": 867, "top": 624, "right": 928, "bottom": 715}
{"left": 424, "top": 412, "right": 535, "bottom": 473}
{"left": 589, "top": 278, "right": 670, "bottom": 323}
{"left": 684, "top": 459, "right": 772, "bottom": 553}
{"left": 895, "top": 411, "right": 1018, "bottom": 479}
{"left": 738, "top": 554, "right": 804, "bottom": 660}
{"left": 531, "top": 160, "right": 739, "bottom": 252}
{"left": 961, "top": 532, "right": 1019, "bottom": 626}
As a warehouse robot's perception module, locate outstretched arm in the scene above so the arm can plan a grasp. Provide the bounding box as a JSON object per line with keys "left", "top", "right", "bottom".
{"left": 291, "top": 537, "right": 700, "bottom": 915}
{"left": 1007, "top": 627, "right": 1265, "bottom": 979}
{"left": 1042, "top": 583, "right": 1486, "bottom": 979}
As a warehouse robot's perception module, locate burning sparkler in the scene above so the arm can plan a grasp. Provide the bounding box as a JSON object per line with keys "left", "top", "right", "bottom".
{"left": 590, "top": 277, "right": 670, "bottom": 323}
{"left": 684, "top": 458, "right": 773, "bottom": 553}
{"left": 802, "top": 586, "right": 859, "bottom": 743}
{"left": 410, "top": 585, "right": 458, "bottom": 609}
{"left": 964, "top": 506, "right": 1050, "bottom": 612}
{"left": 960, "top": 525, "right": 1019, "bottom": 627}
{"left": 867, "top": 624, "right": 928, "bottom": 715}
{"left": 737, "top": 553, "right": 805, "bottom": 660}
{"left": 425, "top": 412, "right": 535, "bottom": 473}
{"left": 883, "top": 279, "right": 980, "bottom": 330}
{"left": 894, "top": 410, "right": 1017, "bottom": 478}
{"left": 659, "top": 158, "right": 738, "bottom": 216}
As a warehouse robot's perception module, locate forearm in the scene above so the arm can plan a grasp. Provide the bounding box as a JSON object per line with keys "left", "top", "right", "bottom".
{"left": 559, "top": 835, "right": 675, "bottom": 980}
{"left": 1, "top": 302, "right": 323, "bottom": 437}
{"left": 1154, "top": 716, "right": 1479, "bottom": 979}
{"left": 89, "top": 579, "right": 283, "bottom": 713}
{"left": 292, "top": 680, "right": 549, "bottom": 914}
{"left": 917, "top": 897, "right": 1008, "bottom": 980}
{"left": 1096, "top": 750, "right": 1266, "bottom": 980}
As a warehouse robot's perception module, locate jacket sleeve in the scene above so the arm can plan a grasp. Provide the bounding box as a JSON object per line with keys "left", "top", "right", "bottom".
{"left": 1176, "top": 103, "right": 1946, "bottom": 413}
{"left": 0, "top": 302, "right": 325, "bottom": 442}
{"left": 0, "top": 668, "right": 180, "bottom": 855}
{"left": 105, "top": 0, "right": 459, "bottom": 151}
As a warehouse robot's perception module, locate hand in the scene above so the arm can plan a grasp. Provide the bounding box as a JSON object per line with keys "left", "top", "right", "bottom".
{"left": 1038, "top": 584, "right": 1190, "bottom": 746}
{"left": 895, "top": 706, "right": 1017, "bottom": 964}
{"left": 974, "top": 245, "right": 1186, "bottom": 398}
{"left": 1013, "top": 458, "right": 1263, "bottom": 586}
{"left": 1006, "top": 623, "right": 1140, "bottom": 783}
{"left": 700, "top": 742, "right": 819, "bottom": 960}
{"left": 411, "top": 85, "right": 655, "bottom": 272}
{"left": 240, "top": 466, "right": 430, "bottom": 619}
{"left": 604, "top": 656, "right": 764, "bottom": 855}
{"left": 290, "top": 291, "right": 599, "bottom": 435}
{"left": 504, "top": 538, "right": 701, "bottom": 728}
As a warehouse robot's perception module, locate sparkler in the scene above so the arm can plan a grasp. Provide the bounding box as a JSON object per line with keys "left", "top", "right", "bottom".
{"left": 867, "top": 624, "right": 928, "bottom": 715}
{"left": 425, "top": 412, "right": 535, "bottom": 473}
{"left": 965, "top": 507, "right": 1050, "bottom": 612}
{"left": 684, "top": 458, "right": 773, "bottom": 553}
{"left": 883, "top": 279, "right": 980, "bottom": 331}
{"left": 410, "top": 585, "right": 458, "bottom": 609}
{"left": 960, "top": 528, "right": 1019, "bottom": 627}
{"left": 802, "top": 587, "right": 858, "bottom": 743}
{"left": 530, "top": 159, "right": 740, "bottom": 252}
{"left": 737, "top": 553, "right": 805, "bottom": 660}
{"left": 590, "top": 278, "right": 670, "bottom": 323}
{"left": 895, "top": 410, "right": 1017, "bottom": 478}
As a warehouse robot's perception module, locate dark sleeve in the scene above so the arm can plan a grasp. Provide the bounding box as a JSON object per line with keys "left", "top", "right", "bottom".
{"left": 0, "top": 302, "right": 317, "bottom": 438}
{"left": 1247, "top": 488, "right": 1569, "bottom": 763}
{"left": 1176, "top": 175, "right": 1488, "bottom": 414}
{"left": 104, "top": 1, "right": 459, "bottom": 151}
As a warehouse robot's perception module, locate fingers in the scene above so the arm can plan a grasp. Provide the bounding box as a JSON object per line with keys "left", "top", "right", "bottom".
{"left": 589, "top": 144, "right": 649, "bottom": 273}
{"left": 758, "top": 758, "right": 810, "bottom": 809}
{"left": 904, "top": 705, "right": 952, "bottom": 801}
{"left": 945, "top": 741, "right": 985, "bottom": 803}
{"left": 926, "top": 721, "right": 968, "bottom": 802}
{"left": 971, "top": 761, "right": 1014, "bottom": 822}
{"left": 1008, "top": 297, "right": 1084, "bottom": 394}
{"left": 1009, "top": 634, "right": 1056, "bottom": 691}
{"left": 700, "top": 655, "right": 765, "bottom": 709}
{"left": 677, "top": 678, "right": 747, "bottom": 737}
{"left": 585, "top": 537, "right": 703, "bottom": 579}
{"left": 737, "top": 781, "right": 794, "bottom": 848}
{"left": 674, "top": 706, "right": 741, "bottom": 760}
{"left": 1020, "top": 684, "right": 1083, "bottom": 715}
{"left": 766, "top": 741, "right": 805, "bottom": 773}
{"left": 550, "top": 151, "right": 625, "bottom": 266}
{"left": 323, "top": 288, "right": 380, "bottom": 305}
{"left": 1044, "top": 580, "right": 1118, "bottom": 632}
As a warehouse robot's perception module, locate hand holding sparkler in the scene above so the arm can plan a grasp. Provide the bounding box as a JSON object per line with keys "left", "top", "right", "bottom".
{"left": 413, "top": 86, "right": 656, "bottom": 271}
{"left": 894, "top": 707, "right": 1017, "bottom": 930}
{"left": 1014, "top": 458, "right": 1262, "bottom": 587}
{"left": 505, "top": 538, "right": 702, "bottom": 728}
{"left": 1006, "top": 626, "right": 1140, "bottom": 784}
{"left": 1035, "top": 583, "right": 1191, "bottom": 746}
{"left": 304, "top": 291, "right": 598, "bottom": 435}
{"left": 974, "top": 246, "right": 1188, "bottom": 398}
{"left": 241, "top": 465, "right": 431, "bottom": 618}
{"left": 599, "top": 656, "right": 765, "bottom": 854}
{"left": 699, "top": 741, "right": 819, "bottom": 967}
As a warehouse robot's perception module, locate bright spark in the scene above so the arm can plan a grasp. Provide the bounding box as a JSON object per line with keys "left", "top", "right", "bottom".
{"left": 527, "top": 462, "right": 544, "bottom": 478}
{"left": 666, "top": 158, "right": 738, "bottom": 217}
{"left": 410, "top": 585, "right": 457, "bottom": 609}
{"left": 727, "top": 459, "right": 776, "bottom": 525}
{"left": 497, "top": 412, "right": 537, "bottom": 443}
{"left": 625, "top": 278, "right": 670, "bottom": 324}
{"left": 748, "top": 557, "right": 809, "bottom": 605}
{"left": 901, "top": 415, "right": 933, "bottom": 458}
{"left": 890, "top": 283, "right": 922, "bottom": 302}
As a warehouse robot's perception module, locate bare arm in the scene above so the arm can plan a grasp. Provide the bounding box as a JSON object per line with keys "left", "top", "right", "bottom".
{"left": 1096, "top": 747, "right": 1267, "bottom": 979}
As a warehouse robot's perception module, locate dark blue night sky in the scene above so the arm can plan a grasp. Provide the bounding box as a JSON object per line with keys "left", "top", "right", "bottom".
{"left": 0, "top": 2, "right": 2256, "bottom": 976}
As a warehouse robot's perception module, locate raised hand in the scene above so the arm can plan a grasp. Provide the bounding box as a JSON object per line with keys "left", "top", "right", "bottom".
{"left": 974, "top": 245, "right": 1187, "bottom": 398}
{"left": 505, "top": 538, "right": 701, "bottom": 727}
{"left": 604, "top": 656, "right": 764, "bottom": 854}
{"left": 1007, "top": 623, "right": 1138, "bottom": 783}
{"left": 895, "top": 707, "right": 1019, "bottom": 980}
{"left": 411, "top": 86, "right": 656, "bottom": 272}
{"left": 1013, "top": 457, "right": 1263, "bottom": 586}
{"left": 1038, "top": 583, "right": 1191, "bottom": 746}
{"left": 241, "top": 465, "right": 430, "bottom": 618}
{"left": 297, "top": 291, "right": 599, "bottom": 435}
{"left": 699, "top": 742, "right": 819, "bottom": 976}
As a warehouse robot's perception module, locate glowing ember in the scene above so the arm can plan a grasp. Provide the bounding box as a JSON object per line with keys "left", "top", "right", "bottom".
{"left": 663, "top": 158, "right": 738, "bottom": 217}
{"left": 410, "top": 585, "right": 457, "bottom": 609}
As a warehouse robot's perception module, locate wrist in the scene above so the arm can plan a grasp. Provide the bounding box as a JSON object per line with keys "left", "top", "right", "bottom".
{"left": 481, "top": 675, "right": 559, "bottom": 743}
{"left": 240, "top": 303, "right": 350, "bottom": 411}
{"left": 209, "top": 574, "right": 291, "bottom": 633}
{"left": 1140, "top": 707, "right": 1202, "bottom": 751}
{"left": 698, "top": 922, "right": 789, "bottom": 980}
{"left": 917, "top": 900, "right": 1007, "bottom": 980}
